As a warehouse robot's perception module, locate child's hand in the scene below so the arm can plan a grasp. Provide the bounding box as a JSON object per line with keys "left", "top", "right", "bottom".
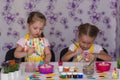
{"left": 27, "top": 46, "right": 35, "bottom": 55}
{"left": 92, "top": 53, "right": 98, "bottom": 58}
{"left": 74, "top": 47, "right": 83, "bottom": 55}
{"left": 84, "top": 53, "right": 94, "bottom": 62}
{"left": 88, "top": 54, "right": 95, "bottom": 60}
{"left": 44, "top": 60, "right": 49, "bottom": 64}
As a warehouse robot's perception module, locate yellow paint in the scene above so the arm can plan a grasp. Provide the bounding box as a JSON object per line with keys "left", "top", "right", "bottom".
{"left": 46, "top": 73, "right": 56, "bottom": 77}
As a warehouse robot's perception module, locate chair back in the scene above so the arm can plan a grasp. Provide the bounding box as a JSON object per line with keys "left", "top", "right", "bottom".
{"left": 96, "top": 48, "right": 108, "bottom": 61}
{"left": 50, "top": 49, "right": 55, "bottom": 62}
{"left": 60, "top": 47, "right": 73, "bottom": 62}
{"left": 5, "top": 48, "right": 25, "bottom": 62}
{"left": 5, "top": 48, "right": 55, "bottom": 62}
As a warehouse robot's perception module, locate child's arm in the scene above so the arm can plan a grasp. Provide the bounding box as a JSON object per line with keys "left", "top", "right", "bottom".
{"left": 14, "top": 44, "right": 35, "bottom": 58}
{"left": 92, "top": 50, "right": 112, "bottom": 61}
{"left": 44, "top": 46, "right": 51, "bottom": 63}
{"left": 14, "top": 45, "right": 27, "bottom": 58}
{"left": 61, "top": 50, "right": 76, "bottom": 62}
{"left": 61, "top": 48, "right": 83, "bottom": 62}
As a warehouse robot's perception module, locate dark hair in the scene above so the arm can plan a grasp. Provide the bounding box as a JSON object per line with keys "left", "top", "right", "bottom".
{"left": 27, "top": 11, "right": 46, "bottom": 37}
{"left": 27, "top": 11, "right": 46, "bottom": 26}
{"left": 41, "top": 32, "right": 44, "bottom": 37}
{"left": 78, "top": 23, "right": 99, "bottom": 38}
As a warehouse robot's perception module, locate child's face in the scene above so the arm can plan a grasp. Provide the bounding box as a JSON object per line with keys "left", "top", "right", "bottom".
{"left": 28, "top": 21, "right": 45, "bottom": 38}
{"left": 78, "top": 34, "right": 95, "bottom": 50}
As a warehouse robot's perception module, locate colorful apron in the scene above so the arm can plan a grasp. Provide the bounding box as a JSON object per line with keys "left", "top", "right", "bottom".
{"left": 73, "top": 42, "right": 94, "bottom": 62}
{"left": 24, "top": 33, "right": 45, "bottom": 62}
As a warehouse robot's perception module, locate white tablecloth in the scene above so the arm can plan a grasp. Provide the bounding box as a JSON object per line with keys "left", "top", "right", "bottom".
{"left": 16, "top": 62, "right": 119, "bottom": 80}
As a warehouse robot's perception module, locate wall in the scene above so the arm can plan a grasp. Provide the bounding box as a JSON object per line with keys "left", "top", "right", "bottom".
{"left": 0, "top": 0, "right": 118, "bottom": 65}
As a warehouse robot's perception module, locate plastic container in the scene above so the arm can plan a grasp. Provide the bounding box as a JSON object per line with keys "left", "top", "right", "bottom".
{"left": 25, "top": 62, "right": 36, "bottom": 72}
{"left": 38, "top": 64, "right": 54, "bottom": 74}
{"left": 96, "top": 62, "right": 111, "bottom": 72}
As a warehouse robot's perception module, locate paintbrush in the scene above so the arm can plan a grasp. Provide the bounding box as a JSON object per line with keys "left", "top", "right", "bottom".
{"left": 87, "top": 58, "right": 96, "bottom": 67}
{"left": 71, "top": 40, "right": 79, "bottom": 48}
{"left": 71, "top": 40, "right": 83, "bottom": 62}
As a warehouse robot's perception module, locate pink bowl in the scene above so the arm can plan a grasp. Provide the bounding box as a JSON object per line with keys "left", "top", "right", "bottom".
{"left": 38, "top": 64, "right": 54, "bottom": 74}
{"left": 96, "top": 62, "right": 111, "bottom": 72}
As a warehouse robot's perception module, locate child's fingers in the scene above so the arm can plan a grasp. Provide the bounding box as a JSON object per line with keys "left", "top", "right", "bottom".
{"left": 28, "top": 47, "right": 35, "bottom": 54}
{"left": 91, "top": 53, "right": 96, "bottom": 59}
{"left": 44, "top": 60, "right": 49, "bottom": 64}
{"left": 77, "top": 48, "right": 83, "bottom": 54}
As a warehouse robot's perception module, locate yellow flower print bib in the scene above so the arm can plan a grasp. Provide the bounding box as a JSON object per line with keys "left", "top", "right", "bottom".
{"left": 24, "top": 33, "right": 45, "bottom": 62}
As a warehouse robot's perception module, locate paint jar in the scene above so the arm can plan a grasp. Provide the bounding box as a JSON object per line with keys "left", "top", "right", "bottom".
{"left": 78, "top": 73, "right": 83, "bottom": 79}
{"left": 66, "top": 72, "right": 72, "bottom": 78}
{"left": 73, "top": 72, "right": 78, "bottom": 79}
{"left": 70, "top": 66, "right": 75, "bottom": 72}
{"left": 74, "top": 67, "right": 78, "bottom": 72}
{"left": 58, "top": 66, "right": 63, "bottom": 72}
{"left": 58, "top": 62, "right": 63, "bottom": 66}
{"left": 64, "top": 67, "right": 69, "bottom": 72}
{"left": 61, "top": 72, "right": 67, "bottom": 78}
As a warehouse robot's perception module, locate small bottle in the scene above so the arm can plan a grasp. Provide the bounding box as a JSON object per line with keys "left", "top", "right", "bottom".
{"left": 112, "top": 67, "right": 119, "bottom": 79}
{"left": 58, "top": 61, "right": 63, "bottom": 66}
{"left": 58, "top": 62, "right": 63, "bottom": 72}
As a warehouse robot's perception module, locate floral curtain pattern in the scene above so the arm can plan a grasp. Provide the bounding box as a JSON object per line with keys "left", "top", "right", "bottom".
{"left": 0, "top": 0, "right": 118, "bottom": 63}
{"left": 116, "top": 0, "right": 120, "bottom": 59}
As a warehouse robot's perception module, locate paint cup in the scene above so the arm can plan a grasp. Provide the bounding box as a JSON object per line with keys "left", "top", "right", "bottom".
{"left": 70, "top": 66, "right": 75, "bottom": 72}
{"left": 73, "top": 72, "right": 78, "bottom": 79}
{"left": 78, "top": 73, "right": 83, "bottom": 78}
{"left": 58, "top": 66, "right": 63, "bottom": 72}
{"left": 61, "top": 72, "right": 67, "bottom": 78}
{"left": 66, "top": 72, "right": 72, "bottom": 78}
{"left": 64, "top": 67, "right": 69, "bottom": 72}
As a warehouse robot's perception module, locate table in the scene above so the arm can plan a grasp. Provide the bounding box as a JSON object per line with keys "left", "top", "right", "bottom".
{"left": 17, "top": 62, "right": 120, "bottom": 80}
{"left": 16, "top": 62, "right": 119, "bottom": 80}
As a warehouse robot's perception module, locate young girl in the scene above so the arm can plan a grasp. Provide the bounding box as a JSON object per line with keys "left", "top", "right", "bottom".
{"left": 61, "top": 23, "right": 112, "bottom": 62}
{"left": 14, "top": 11, "right": 51, "bottom": 63}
